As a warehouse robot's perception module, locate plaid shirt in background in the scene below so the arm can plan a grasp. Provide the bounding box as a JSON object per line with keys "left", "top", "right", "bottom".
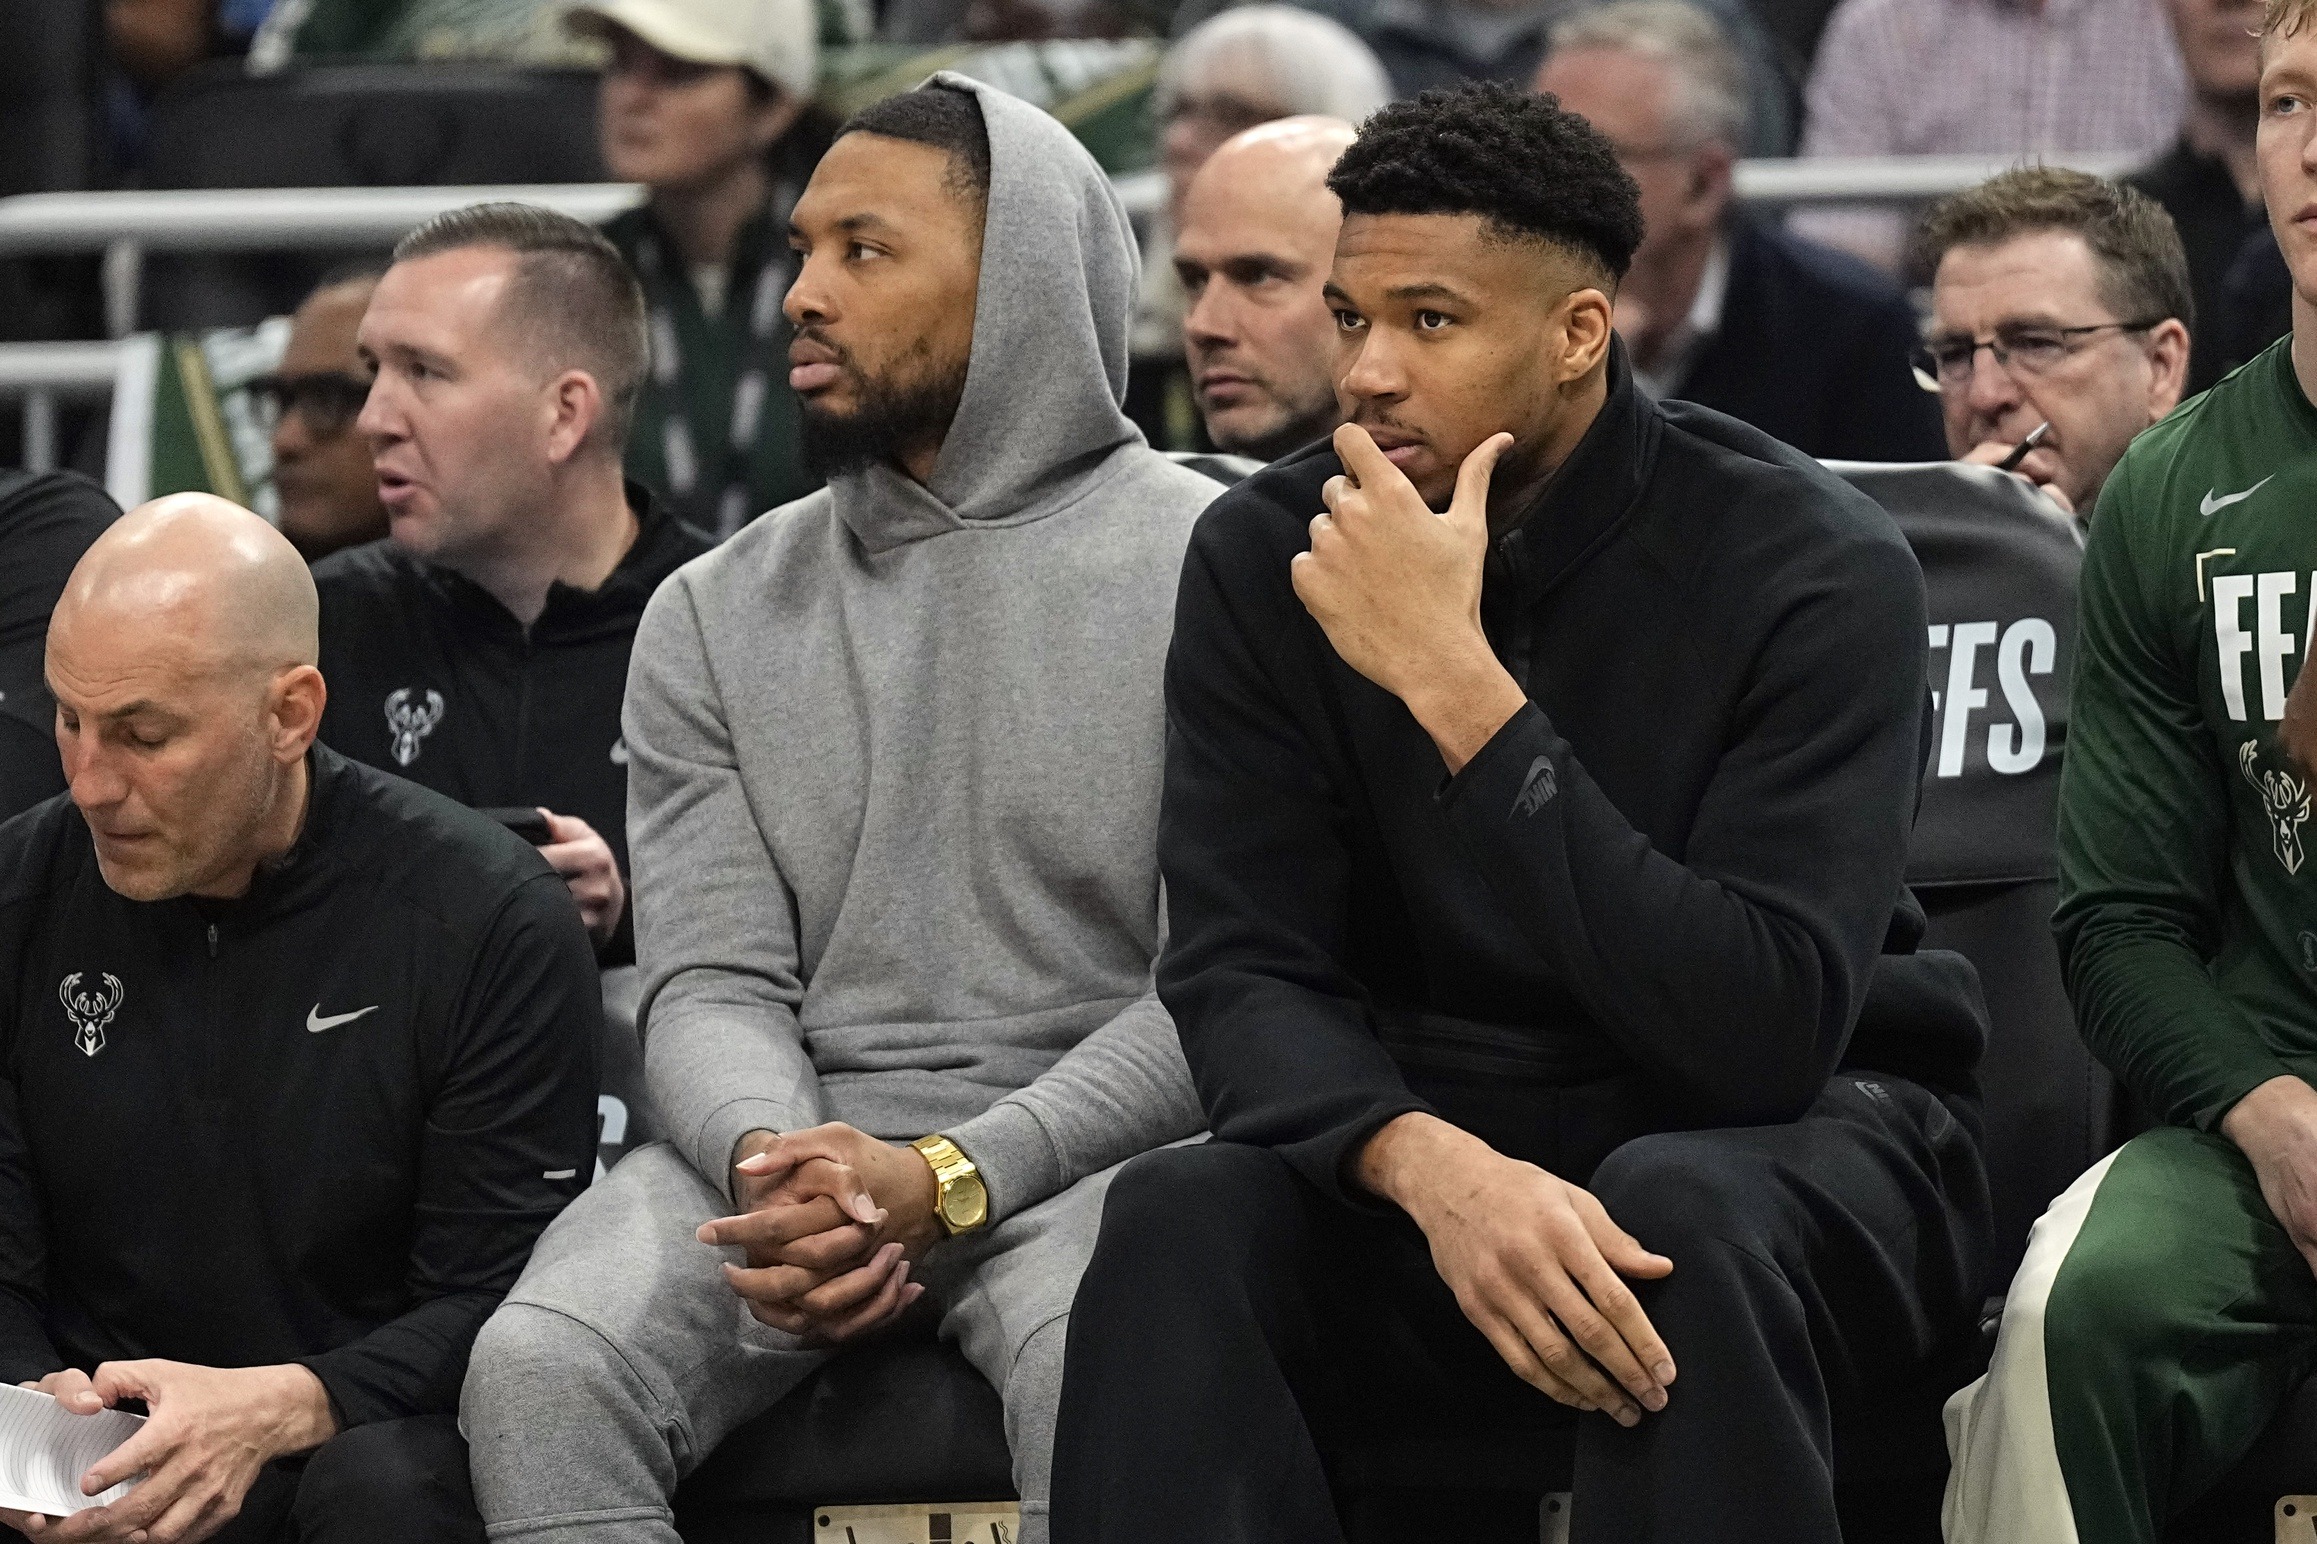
{"left": 1792, "top": 0, "right": 2187, "bottom": 271}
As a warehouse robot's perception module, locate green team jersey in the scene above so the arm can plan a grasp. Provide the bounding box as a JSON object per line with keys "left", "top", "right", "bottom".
{"left": 2057, "top": 336, "right": 2317, "bottom": 1131}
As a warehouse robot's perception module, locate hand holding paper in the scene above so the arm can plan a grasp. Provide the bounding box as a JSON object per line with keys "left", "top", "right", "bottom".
{"left": 0, "top": 1361, "right": 334, "bottom": 1543}
{"left": 0, "top": 1380, "right": 143, "bottom": 1530}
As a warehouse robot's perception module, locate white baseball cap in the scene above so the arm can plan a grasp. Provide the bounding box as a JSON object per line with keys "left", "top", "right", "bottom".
{"left": 568, "top": 0, "right": 820, "bottom": 105}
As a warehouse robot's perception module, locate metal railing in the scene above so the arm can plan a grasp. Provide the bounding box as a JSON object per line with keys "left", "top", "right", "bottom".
{"left": 0, "top": 342, "right": 123, "bottom": 474}
{"left": 0, "top": 153, "right": 2142, "bottom": 473}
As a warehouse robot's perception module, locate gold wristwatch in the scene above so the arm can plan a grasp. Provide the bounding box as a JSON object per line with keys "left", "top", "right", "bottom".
{"left": 910, "top": 1134, "right": 989, "bottom": 1236}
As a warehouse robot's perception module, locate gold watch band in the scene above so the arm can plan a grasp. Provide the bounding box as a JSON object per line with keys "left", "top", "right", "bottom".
{"left": 911, "top": 1134, "right": 989, "bottom": 1236}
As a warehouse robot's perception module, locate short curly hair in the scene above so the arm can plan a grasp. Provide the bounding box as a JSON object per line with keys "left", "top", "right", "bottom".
{"left": 1327, "top": 83, "right": 1645, "bottom": 281}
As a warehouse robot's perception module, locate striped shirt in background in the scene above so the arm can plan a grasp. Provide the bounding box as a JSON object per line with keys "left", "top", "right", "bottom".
{"left": 1792, "top": 0, "right": 2186, "bottom": 272}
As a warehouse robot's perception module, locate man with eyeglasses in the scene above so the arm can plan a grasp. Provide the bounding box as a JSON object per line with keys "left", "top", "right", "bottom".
{"left": 261, "top": 265, "right": 390, "bottom": 564}
{"left": 1534, "top": 0, "right": 1943, "bottom": 463}
{"left": 1916, "top": 168, "right": 2193, "bottom": 519}
{"left": 1942, "top": 10, "right": 2317, "bottom": 1538}
{"left": 1133, "top": 6, "right": 1392, "bottom": 448}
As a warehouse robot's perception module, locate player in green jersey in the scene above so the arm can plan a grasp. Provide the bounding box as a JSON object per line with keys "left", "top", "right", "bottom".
{"left": 1944, "top": 4, "right": 2317, "bottom": 1540}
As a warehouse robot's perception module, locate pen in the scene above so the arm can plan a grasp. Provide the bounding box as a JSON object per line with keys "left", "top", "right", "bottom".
{"left": 1995, "top": 421, "right": 2049, "bottom": 473}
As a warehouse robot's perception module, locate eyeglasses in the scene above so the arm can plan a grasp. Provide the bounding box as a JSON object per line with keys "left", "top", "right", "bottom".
{"left": 1158, "top": 91, "right": 1277, "bottom": 138}
{"left": 250, "top": 372, "right": 373, "bottom": 437}
{"left": 1913, "top": 319, "right": 2164, "bottom": 390}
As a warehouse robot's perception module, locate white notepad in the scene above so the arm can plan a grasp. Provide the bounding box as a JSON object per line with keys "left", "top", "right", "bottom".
{"left": 0, "top": 1384, "right": 143, "bottom": 1515}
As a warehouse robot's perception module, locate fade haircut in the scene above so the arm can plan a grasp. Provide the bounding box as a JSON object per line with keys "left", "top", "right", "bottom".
{"left": 1327, "top": 83, "right": 1645, "bottom": 283}
{"left": 838, "top": 84, "right": 992, "bottom": 204}
{"left": 1916, "top": 167, "right": 2194, "bottom": 334}
{"left": 390, "top": 202, "right": 649, "bottom": 452}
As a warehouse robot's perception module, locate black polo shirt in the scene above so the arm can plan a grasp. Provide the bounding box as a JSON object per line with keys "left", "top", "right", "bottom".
{"left": 0, "top": 746, "right": 600, "bottom": 1425}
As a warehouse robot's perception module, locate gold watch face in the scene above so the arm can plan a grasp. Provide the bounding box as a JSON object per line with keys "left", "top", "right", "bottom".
{"left": 939, "top": 1173, "right": 989, "bottom": 1232}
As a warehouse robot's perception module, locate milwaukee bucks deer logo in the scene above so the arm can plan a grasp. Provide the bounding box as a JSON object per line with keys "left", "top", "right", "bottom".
{"left": 383, "top": 687, "right": 445, "bottom": 767}
{"left": 58, "top": 972, "right": 124, "bottom": 1058}
{"left": 2241, "top": 739, "right": 2311, "bottom": 875}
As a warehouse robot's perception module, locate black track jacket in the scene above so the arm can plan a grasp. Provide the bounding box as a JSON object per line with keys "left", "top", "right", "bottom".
{"left": 312, "top": 485, "right": 711, "bottom": 961}
{"left": 1158, "top": 347, "right": 1985, "bottom": 1204}
{"left": 0, "top": 747, "right": 600, "bottom": 1425}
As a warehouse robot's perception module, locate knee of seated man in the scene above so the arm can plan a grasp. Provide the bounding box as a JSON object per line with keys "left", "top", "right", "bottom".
{"left": 1093, "top": 1142, "right": 1299, "bottom": 1272}
{"left": 463, "top": 1299, "right": 633, "bottom": 1431}
{"left": 2034, "top": 1216, "right": 2191, "bottom": 1375}
{"left": 1589, "top": 1131, "right": 1773, "bottom": 1264}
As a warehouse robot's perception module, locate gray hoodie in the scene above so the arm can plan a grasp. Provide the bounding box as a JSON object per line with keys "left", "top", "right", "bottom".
{"left": 623, "top": 75, "right": 1219, "bottom": 1223}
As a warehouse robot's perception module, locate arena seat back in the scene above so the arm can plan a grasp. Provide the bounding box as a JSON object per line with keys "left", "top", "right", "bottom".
{"left": 1827, "top": 459, "right": 2106, "bottom": 1285}
{"left": 134, "top": 62, "right": 605, "bottom": 331}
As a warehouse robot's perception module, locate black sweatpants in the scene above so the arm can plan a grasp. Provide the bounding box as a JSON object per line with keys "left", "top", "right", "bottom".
{"left": 208, "top": 1414, "right": 484, "bottom": 1544}
{"left": 1049, "top": 1075, "right": 1990, "bottom": 1544}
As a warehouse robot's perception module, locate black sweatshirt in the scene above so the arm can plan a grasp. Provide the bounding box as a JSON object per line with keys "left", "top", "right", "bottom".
{"left": 312, "top": 485, "right": 711, "bottom": 962}
{"left": 1157, "top": 347, "right": 1984, "bottom": 1204}
{"left": 0, "top": 471, "right": 118, "bottom": 822}
{"left": 0, "top": 747, "right": 600, "bottom": 1425}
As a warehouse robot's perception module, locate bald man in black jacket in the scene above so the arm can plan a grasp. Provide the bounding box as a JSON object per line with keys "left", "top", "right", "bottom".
{"left": 0, "top": 495, "right": 597, "bottom": 1544}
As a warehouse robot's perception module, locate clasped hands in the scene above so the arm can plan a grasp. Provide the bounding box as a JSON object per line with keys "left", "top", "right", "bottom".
{"left": 697, "top": 1123, "right": 942, "bottom": 1343}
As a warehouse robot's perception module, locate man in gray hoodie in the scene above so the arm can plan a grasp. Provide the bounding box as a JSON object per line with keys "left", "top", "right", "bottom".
{"left": 456, "top": 79, "right": 1218, "bottom": 1544}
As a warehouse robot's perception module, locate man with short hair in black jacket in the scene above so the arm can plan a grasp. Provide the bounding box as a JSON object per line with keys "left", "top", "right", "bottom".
{"left": 0, "top": 494, "right": 599, "bottom": 1544}
{"left": 1050, "top": 85, "right": 1992, "bottom": 1544}
{"left": 314, "top": 203, "right": 713, "bottom": 966}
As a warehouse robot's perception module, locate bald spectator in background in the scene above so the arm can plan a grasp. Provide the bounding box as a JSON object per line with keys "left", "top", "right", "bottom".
{"left": 1537, "top": 0, "right": 1943, "bottom": 461}
{"left": 1175, "top": 116, "right": 1356, "bottom": 461}
{"left": 1130, "top": 7, "right": 1391, "bottom": 448}
{"left": 0, "top": 494, "right": 597, "bottom": 1544}
{"left": 2132, "top": 0, "right": 2291, "bottom": 394}
{"left": 1799, "top": 0, "right": 2186, "bottom": 272}
{"left": 1918, "top": 167, "right": 2192, "bottom": 517}
{"left": 260, "top": 267, "right": 391, "bottom": 565}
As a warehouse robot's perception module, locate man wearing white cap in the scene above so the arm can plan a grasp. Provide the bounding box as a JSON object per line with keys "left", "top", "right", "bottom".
{"left": 573, "top": 0, "right": 830, "bottom": 538}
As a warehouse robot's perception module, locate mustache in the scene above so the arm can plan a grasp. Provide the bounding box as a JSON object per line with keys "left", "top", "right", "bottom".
{"left": 1348, "top": 406, "right": 1421, "bottom": 439}
{"left": 792, "top": 326, "right": 855, "bottom": 369}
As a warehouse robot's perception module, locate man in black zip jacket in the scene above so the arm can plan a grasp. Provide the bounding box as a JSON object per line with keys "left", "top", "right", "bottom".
{"left": 313, "top": 203, "right": 712, "bottom": 966}
{"left": 0, "top": 495, "right": 599, "bottom": 1544}
{"left": 1050, "top": 85, "right": 1992, "bottom": 1544}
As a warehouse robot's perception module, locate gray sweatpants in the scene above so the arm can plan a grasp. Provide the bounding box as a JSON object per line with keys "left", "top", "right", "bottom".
{"left": 459, "top": 1142, "right": 1114, "bottom": 1544}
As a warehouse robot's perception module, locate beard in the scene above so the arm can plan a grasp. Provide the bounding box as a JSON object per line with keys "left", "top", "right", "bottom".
{"left": 797, "top": 331, "right": 973, "bottom": 481}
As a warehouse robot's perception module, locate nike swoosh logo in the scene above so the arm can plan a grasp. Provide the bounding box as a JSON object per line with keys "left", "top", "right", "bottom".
{"left": 307, "top": 1004, "right": 381, "bottom": 1034}
{"left": 2201, "top": 477, "right": 2274, "bottom": 517}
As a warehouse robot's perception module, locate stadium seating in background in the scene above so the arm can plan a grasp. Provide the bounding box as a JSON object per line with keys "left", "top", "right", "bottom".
{"left": 0, "top": 0, "right": 109, "bottom": 462}
{"left": 133, "top": 62, "right": 605, "bottom": 331}
{"left": 0, "top": 0, "right": 105, "bottom": 201}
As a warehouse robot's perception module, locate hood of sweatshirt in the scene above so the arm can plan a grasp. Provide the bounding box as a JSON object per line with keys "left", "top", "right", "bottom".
{"left": 832, "top": 73, "right": 1145, "bottom": 555}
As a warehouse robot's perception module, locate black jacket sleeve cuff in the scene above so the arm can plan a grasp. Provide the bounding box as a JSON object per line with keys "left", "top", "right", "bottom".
{"left": 1276, "top": 1096, "right": 1436, "bottom": 1214}
{"left": 1434, "top": 702, "right": 1557, "bottom": 819}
